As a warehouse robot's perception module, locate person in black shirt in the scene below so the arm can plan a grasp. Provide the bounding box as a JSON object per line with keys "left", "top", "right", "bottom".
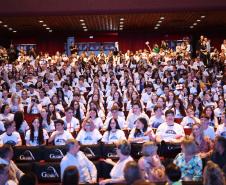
{"left": 70, "top": 42, "right": 78, "bottom": 55}
{"left": 210, "top": 136, "right": 226, "bottom": 169}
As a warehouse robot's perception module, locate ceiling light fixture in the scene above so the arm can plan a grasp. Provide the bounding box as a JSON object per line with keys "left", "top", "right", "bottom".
{"left": 13, "top": 30, "right": 17, "bottom": 33}
{"left": 43, "top": 24, "right": 47, "bottom": 27}
{"left": 8, "top": 28, "right": 13, "bottom": 31}
{"left": 81, "top": 23, "right": 86, "bottom": 26}
{"left": 154, "top": 27, "right": 158, "bottom": 29}
{"left": 84, "top": 29, "right": 88, "bottom": 31}
{"left": 39, "top": 20, "right": 44, "bottom": 23}
{"left": 3, "top": 25, "right": 8, "bottom": 27}
{"left": 120, "top": 18, "right": 124, "bottom": 21}
{"left": 197, "top": 19, "right": 201, "bottom": 22}
{"left": 83, "top": 26, "right": 87, "bottom": 28}
{"left": 89, "top": 35, "right": 94, "bottom": 39}
{"left": 156, "top": 24, "right": 160, "bottom": 26}
{"left": 160, "top": 17, "right": 165, "bottom": 20}
{"left": 80, "top": 19, "right": 84, "bottom": 22}
{"left": 0, "top": 21, "right": 2, "bottom": 24}
{"left": 201, "top": 15, "right": 205, "bottom": 19}
{"left": 190, "top": 26, "right": 194, "bottom": 29}
{"left": 46, "top": 27, "right": 50, "bottom": 30}
{"left": 119, "top": 27, "right": 123, "bottom": 30}
{"left": 49, "top": 30, "right": 53, "bottom": 32}
{"left": 193, "top": 22, "right": 197, "bottom": 26}
{"left": 158, "top": 20, "right": 162, "bottom": 23}
{"left": 120, "top": 21, "right": 124, "bottom": 24}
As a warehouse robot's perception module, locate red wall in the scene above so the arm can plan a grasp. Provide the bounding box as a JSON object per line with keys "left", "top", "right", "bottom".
{"left": 10, "top": 31, "right": 225, "bottom": 55}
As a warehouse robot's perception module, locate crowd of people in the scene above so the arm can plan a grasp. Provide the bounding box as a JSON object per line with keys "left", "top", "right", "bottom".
{"left": 0, "top": 36, "right": 225, "bottom": 185}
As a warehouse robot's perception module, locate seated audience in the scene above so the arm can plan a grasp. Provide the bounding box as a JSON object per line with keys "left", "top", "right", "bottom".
{"left": 129, "top": 117, "right": 155, "bottom": 143}
{"left": 173, "top": 137, "right": 202, "bottom": 181}
{"left": 203, "top": 161, "right": 226, "bottom": 185}
{"left": 138, "top": 142, "right": 165, "bottom": 182}
{"left": 25, "top": 118, "right": 49, "bottom": 146}
{"left": 124, "top": 161, "right": 142, "bottom": 185}
{"left": 76, "top": 118, "right": 102, "bottom": 145}
{"left": 62, "top": 166, "right": 79, "bottom": 185}
{"left": 102, "top": 118, "right": 126, "bottom": 144}
{"left": 100, "top": 140, "right": 133, "bottom": 185}
{"left": 165, "top": 163, "right": 182, "bottom": 185}
{"left": 48, "top": 119, "right": 74, "bottom": 145}
{"left": 156, "top": 109, "right": 185, "bottom": 144}
{"left": 210, "top": 136, "right": 226, "bottom": 169}
{"left": 0, "top": 144, "right": 24, "bottom": 184}
{"left": 60, "top": 139, "right": 97, "bottom": 183}
{"left": 0, "top": 121, "right": 22, "bottom": 146}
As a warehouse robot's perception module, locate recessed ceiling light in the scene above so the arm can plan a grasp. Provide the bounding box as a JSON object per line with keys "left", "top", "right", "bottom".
{"left": 0, "top": 21, "right": 2, "bottom": 24}
{"left": 8, "top": 28, "right": 13, "bottom": 31}
{"left": 120, "top": 21, "right": 124, "bottom": 24}
{"left": 46, "top": 27, "right": 50, "bottom": 30}
{"left": 119, "top": 27, "right": 123, "bottom": 30}
{"left": 49, "top": 30, "right": 52, "bottom": 32}
{"left": 84, "top": 29, "right": 88, "bottom": 31}
{"left": 3, "top": 25, "right": 8, "bottom": 27}
{"left": 190, "top": 26, "right": 194, "bottom": 29}
{"left": 89, "top": 35, "right": 94, "bottom": 39}
{"left": 158, "top": 20, "right": 162, "bottom": 23}
{"left": 13, "top": 30, "right": 17, "bottom": 33}
{"left": 119, "top": 25, "right": 123, "bottom": 28}
{"left": 201, "top": 15, "right": 205, "bottom": 19}
{"left": 154, "top": 27, "right": 158, "bottom": 29}
{"left": 193, "top": 23, "right": 197, "bottom": 26}
{"left": 120, "top": 18, "right": 124, "bottom": 21}
{"left": 197, "top": 19, "right": 201, "bottom": 22}
{"left": 81, "top": 23, "right": 86, "bottom": 26}
{"left": 83, "top": 26, "right": 87, "bottom": 28}
{"left": 80, "top": 19, "right": 84, "bottom": 22}
{"left": 43, "top": 24, "right": 47, "bottom": 27}
{"left": 160, "top": 17, "right": 165, "bottom": 20}
{"left": 39, "top": 20, "right": 44, "bottom": 23}
{"left": 156, "top": 24, "right": 160, "bottom": 26}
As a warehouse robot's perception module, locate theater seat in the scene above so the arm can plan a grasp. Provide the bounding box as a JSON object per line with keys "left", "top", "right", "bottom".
{"left": 13, "top": 146, "right": 44, "bottom": 162}
{"left": 131, "top": 143, "right": 143, "bottom": 159}
{"left": 43, "top": 145, "right": 67, "bottom": 162}
{"left": 33, "top": 162, "right": 61, "bottom": 183}
{"left": 24, "top": 113, "right": 40, "bottom": 124}
{"left": 101, "top": 144, "right": 118, "bottom": 160}
{"left": 80, "top": 144, "right": 102, "bottom": 160}
{"left": 16, "top": 162, "right": 33, "bottom": 173}
{"left": 184, "top": 128, "right": 192, "bottom": 135}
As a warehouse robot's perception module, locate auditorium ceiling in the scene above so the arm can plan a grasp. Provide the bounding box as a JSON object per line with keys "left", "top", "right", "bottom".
{"left": 0, "top": 0, "right": 226, "bottom": 35}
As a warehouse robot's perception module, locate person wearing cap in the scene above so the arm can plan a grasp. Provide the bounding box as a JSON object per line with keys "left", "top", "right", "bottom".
{"left": 60, "top": 139, "right": 97, "bottom": 184}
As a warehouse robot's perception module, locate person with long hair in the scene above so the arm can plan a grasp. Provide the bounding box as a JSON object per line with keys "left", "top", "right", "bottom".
{"left": 181, "top": 106, "right": 200, "bottom": 128}
{"left": 13, "top": 111, "right": 29, "bottom": 134}
{"left": 71, "top": 100, "right": 85, "bottom": 122}
{"left": 102, "top": 118, "right": 126, "bottom": 144}
{"left": 203, "top": 161, "right": 226, "bottom": 185}
{"left": 62, "top": 166, "right": 79, "bottom": 185}
{"left": 172, "top": 98, "right": 186, "bottom": 122}
{"left": 129, "top": 117, "right": 155, "bottom": 143}
{"left": 47, "top": 103, "right": 61, "bottom": 121}
{"left": 190, "top": 123, "right": 213, "bottom": 159}
{"left": 9, "top": 94, "right": 24, "bottom": 113}
{"left": 0, "top": 104, "right": 14, "bottom": 123}
{"left": 76, "top": 119, "right": 102, "bottom": 145}
{"left": 25, "top": 118, "right": 49, "bottom": 146}
{"left": 203, "top": 106, "right": 219, "bottom": 128}
{"left": 87, "top": 108, "right": 103, "bottom": 130}
{"left": 39, "top": 108, "right": 55, "bottom": 133}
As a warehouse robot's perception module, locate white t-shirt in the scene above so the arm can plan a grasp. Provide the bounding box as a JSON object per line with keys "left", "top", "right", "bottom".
{"left": 216, "top": 124, "right": 226, "bottom": 138}
{"left": 76, "top": 129, "right": 102, "bottom": 145}
{"left": 102, "top": 130, "right": 126, "bottom": 144}
{"left": 203, "top": 126, "right": 215, "bottom": 140}
{"left": 42, "top": 120, "right": 55, "bottom": 133}
{"left": 128, "top": 127, "right": 154, "bottom": 143}
{"left": 91, "top": 117, "right": 104, "bottom": 129}
{"left": 150, "top": 115, "right": 165, "bottom": 128}
{"left": 0, "top": 113, "right": 14, "bottom": 122}
{"left": 51, "top": 130, "right": 74, "bottom": 146}
{"left": 156, "top": 122, "right": 185, "bottom": 142}
{"left": 18, "top": 121, "right": 29, "bottom": 134}
{"left": 110, "top": 156, "right": 133, "bottom": 179}
{"left": 62, "top": 116, "right": 80, "bottom": 132}
{"left": 104, "top": 116, "right": 126, "bottom": 129}
{"left": 181, "top": 116, "right": 197, "bottom": 128}
{"left": 0, "top": 131, "right": 21, "bottom": 146}
{"left": 126, "top": 113, "right": 150, "bottom": 129}
{"left": 25, "top": 129, "right": 49, "bottom": 146}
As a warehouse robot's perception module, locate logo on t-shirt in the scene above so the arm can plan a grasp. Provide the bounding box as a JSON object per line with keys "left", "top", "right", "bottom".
{"left": 110, "top": 135, "right": 118, "bottom": 140}
{"left": 165, "top": 130, "right": 176, "bottom": 135}
{"left": 84, "top": 136, "right": 92, "bottom": 140}
{"left": 55, "top": 139, "right": 66, "bottom": 145}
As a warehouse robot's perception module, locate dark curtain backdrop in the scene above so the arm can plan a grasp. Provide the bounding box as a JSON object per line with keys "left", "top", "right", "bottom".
{"left": 10, "top": 32, "right": 224, "bottom": 55}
